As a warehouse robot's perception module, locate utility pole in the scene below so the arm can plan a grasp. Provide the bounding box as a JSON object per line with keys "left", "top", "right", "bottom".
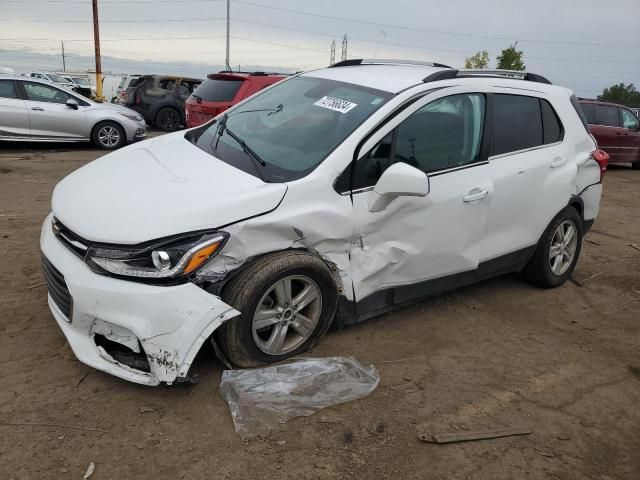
{"left": 225, "top": 0, "right": 231, "bottom": 71}
{"left": 92, "top": 0, "right": 103, "bottom": 101}
{"left": 330, "top": 40, "right": 336, "bottom": 65}
{"left": 61, "top": 40, "right": 66, "bottom": 72}
{"left": 341, "top": 34, "right": 348, "bottom": 62}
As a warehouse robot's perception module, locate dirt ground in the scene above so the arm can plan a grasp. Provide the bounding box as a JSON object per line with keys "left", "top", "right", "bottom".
{"left": 0, "top": 139, "right": 639, "bottom": 480}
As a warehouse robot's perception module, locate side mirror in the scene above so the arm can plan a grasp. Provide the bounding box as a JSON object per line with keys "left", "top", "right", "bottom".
{"left": 66, "top": 99, "right": 79, "bottom": 110}
{"left": 367, "top": 162, "right": 430, "bottom": 212}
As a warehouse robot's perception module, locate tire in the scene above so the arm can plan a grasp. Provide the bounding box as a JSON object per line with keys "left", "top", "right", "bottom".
{"left": 155, "top": 107, "right": 181, "bottom": 132}
{"left": 632, "top": 161, "right": 640, "bottom": 170}
{"left": 522, "top": 206, "right": 583, "bottom": 288}
{"left": 91, "top": 121, "right": 126, "bottom": 150}
{"left": 220, "top": 251, "right": 338, "bottom": 367}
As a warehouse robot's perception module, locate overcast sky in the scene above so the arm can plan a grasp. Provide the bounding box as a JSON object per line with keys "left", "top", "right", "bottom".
{"left": 1, "top": 0, "right": 639, "bottom": 97}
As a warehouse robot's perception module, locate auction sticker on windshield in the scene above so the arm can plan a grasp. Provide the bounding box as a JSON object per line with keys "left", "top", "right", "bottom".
{"left": 313, "top": 96, "right": 358, "bottom": 114}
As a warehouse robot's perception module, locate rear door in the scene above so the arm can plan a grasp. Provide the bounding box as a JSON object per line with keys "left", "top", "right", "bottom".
{"left": 481, "top": 91, "right": 573, "bottom": 262}
{"left": 592, "top": 103, "right": 624, "bottom": 162}
{"left": 21, "top": 81, "right": 87, "bottom": 138}
{"left": 0, "top": 79, "right": 30, "bottom": 138}
{"left": 620, "top": 107, "right": 640, "bottom": 163}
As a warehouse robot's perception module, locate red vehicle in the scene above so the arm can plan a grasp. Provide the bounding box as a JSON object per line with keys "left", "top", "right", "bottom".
{"left": 185, "top": 71, "right": 287, "bottom": 128}
{"left": 579, "top": 99, "right": 640, "bottom": 170}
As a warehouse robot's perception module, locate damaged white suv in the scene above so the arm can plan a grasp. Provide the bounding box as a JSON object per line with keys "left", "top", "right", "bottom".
{"left": 41, "top": 60, "right": 607, "bottom": 385}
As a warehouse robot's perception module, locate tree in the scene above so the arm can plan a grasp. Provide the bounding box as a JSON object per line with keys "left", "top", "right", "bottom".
{"left": 464, "top": 50, "right": 489, "bottom": 69}
{"left": 599, "top": 83, "right": 640, "bottom": 107}
{"left": 496, "top": 43, "right": 525, "bottom": 71}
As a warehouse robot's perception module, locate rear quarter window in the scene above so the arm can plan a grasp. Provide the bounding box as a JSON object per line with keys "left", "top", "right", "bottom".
{"left": 578, "top": 102, "right": 596, "bottom": 125}
{"left": 193, "top": 78, "right": 244, "bottom": 102}
{"left": 541, "top": 99, "right": 563, "bottom": 144}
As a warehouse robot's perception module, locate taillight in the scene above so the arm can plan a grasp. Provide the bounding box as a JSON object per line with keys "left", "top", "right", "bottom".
{"left": 592, "top": 149, "right": 609, "bottom": 182}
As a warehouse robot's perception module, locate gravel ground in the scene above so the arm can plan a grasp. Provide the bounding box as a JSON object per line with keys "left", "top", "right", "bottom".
{"left": 0, "top": 140, "right": 639, "bottom": 480}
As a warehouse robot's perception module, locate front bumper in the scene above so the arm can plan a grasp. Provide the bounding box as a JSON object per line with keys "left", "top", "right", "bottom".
{"left": 123, "top": 119, "right": 147, "bottom": 142}
{"left": 40, "top": 214, "right": 240, "bottom": 386}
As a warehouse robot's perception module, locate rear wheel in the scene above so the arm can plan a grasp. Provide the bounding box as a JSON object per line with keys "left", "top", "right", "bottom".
{"left": 155, "top": 107, "right": 181, "bottom": 132}
{"left": 522, "top": 207, "right": 582, "bottom": 288}
{"left": 220, "top": 251, "right": 338, "bottom": 367}
{"left": 91, "top": 121, "right": 125, "bottom": 150}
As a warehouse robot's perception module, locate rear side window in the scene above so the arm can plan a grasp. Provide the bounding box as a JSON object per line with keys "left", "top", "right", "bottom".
{"left": 492, "top": 94, "right": 542, "bottom": 156}
{"left": 579, "top": 102, "right": 596, "bottom": 125}
{"left": 596, "top": 105, "right": 620, "bottom": 127}
{"left": 193, "top": 79, "right": 243, "bottom": 102}
{"left": 0, "top": 80, "right": 18, "bottom": 99}
{"left": 541, "top": 99, "right": 563, "bottom": 144}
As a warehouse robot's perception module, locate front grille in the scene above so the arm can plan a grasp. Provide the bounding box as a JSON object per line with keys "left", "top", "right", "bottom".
{"left": 52, "top": 218, "right": 89, "bottom": 258}
{"left": 42, "top": 256, "right": 73, "bottom": 320}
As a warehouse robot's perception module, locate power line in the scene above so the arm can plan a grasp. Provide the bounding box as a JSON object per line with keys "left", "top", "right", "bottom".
{"left": 234, "top": 0, "right": 640, "bottom": 49}
{"left": 0, "top": 17, "right": 224, "bottom": 22}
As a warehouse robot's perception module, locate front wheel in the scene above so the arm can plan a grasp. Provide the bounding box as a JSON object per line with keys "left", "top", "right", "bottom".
{"left": 91, "top": 121, "right": 125, "bottom": 150}
{"left": 522, "top": 206, "right": 583, "bottom": 288}
{"left": 220, "top": 251, "right": 338, "bottom": 367}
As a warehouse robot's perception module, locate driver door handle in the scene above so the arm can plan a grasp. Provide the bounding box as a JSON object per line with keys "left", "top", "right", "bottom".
{"left": 463, "top": 188, "right": 489, "bottom": 202}
{"left": 31, "top": 107, "right": 44, "bottom": 111}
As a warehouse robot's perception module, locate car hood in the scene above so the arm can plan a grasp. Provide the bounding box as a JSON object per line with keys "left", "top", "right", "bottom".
{"left": 94, "top": 102, "right": 140, "bottom": 116}
{"left": 52, "top": 133, "right": 287, "bottom": 244}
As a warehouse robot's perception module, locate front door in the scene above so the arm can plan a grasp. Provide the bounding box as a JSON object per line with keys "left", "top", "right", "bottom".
{"left": 349, "top": 90, "right": 492, "bottom": 310}
{"left": 0, "top": 79, "right": 30, "bottom": 138}
{"left": 620, "top": 107, "right": 640, "bottom": 164}
{"left": 21, "top": 81, "right": 87, "bottom": 139}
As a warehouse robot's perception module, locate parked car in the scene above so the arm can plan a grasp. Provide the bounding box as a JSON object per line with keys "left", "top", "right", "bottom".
{"left": 185, "top": 71, "right": 287, "bottom": 128}
{"left": 30, "top": 71, "right": 75, "bottom": 90}
{"left": 579, "top": 99, "right": 640, "bottom": 169}
{"left": 111, "top": 74, "right": 140, "bottom": 104}
{"left": 125, "top": 75, "right": 201, "bottom": 131}
{"left": 41, "top": 60, "right": 606, "bottom": 385}
{"left": 63, "top": 75, "right": 95, "bottom": 98}
{"left": 0, "top": 74, "right": 146, "bottom": 149}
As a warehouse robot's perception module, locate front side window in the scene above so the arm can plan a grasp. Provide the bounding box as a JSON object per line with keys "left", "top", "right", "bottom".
{"left": 353, "top": 93, "right": 485, "bottom": 189}
{"left": 621, "top": 108, "right": 639, "bottom": 130}
{"left": 596, "top": 105, "right": 620, "bottom": 127}
{"left": 492, "top": 94, "right": 542, "bottom": 156}
{"left": 189, "top": 76, "right": 392, "bottom": 182}
{"left": 23, "top": 82, "right": 72, "bottom": 104}
{"left": 0, "top": 80, "right": 18, "bottom": 99}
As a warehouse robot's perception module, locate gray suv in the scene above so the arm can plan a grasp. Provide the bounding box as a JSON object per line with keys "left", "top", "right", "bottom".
{"left": 0, "top": 74, "right": 146, "bottom": 150}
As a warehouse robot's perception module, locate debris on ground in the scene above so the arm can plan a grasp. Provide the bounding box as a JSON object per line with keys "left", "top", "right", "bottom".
{"left": 629, "top": 365, "right": 640, "bottom": 380}
{"left": 628, "top": 243, "right": 640, "bottom": 252}
{"left": 418, "top": 427, "right": 532, "bottom": 444}
{"left": 82, "top": 462, "right": 95, "bottom": 479}
{"left": 219, "top": 357, "right": 380, "bottom": 438}
{"left": 138, "top": 406, "right": 156, "bottom": 413}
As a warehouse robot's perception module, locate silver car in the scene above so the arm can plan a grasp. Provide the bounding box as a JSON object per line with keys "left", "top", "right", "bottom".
{"left": 0, "top": 74, "right": 146, "bottom": 150}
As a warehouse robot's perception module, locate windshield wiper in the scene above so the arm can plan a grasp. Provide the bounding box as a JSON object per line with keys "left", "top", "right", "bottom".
{"left": 214, "top": 114, "right": 267, "bottom": 181}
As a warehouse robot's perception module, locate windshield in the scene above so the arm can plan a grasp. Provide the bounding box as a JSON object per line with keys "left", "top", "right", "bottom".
{"left": 47, "top": 73, "right": 67, "bottom": 83}
{"left": 189, "top": 76, "right": 392, "bottom": 182}
{"left": 71, "top": 77, "right": 90, "bottom": 86}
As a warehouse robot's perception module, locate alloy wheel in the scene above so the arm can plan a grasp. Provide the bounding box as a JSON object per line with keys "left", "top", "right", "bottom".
{"left": 549, "top": 220, "right": 578, "bottom": 276}
{"left": 252, "top": 275, "right": 322, "bottom": 355}
{"left": 98, "top": 125, "right": 120, "bottom": 148}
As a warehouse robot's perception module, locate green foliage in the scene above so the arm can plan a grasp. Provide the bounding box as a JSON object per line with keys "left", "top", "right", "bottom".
{"left": 464, "top": 50, "right": 489, "bottom": 69}
{"left": 598, "top": 83, "right": 640, "bottom": 107}
{"left": 496, "top": 43, "right": 525, "bottom": 71}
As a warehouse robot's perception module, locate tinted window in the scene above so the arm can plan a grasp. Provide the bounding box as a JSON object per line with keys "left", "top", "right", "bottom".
{"left": 621, "top": 109, "right": 639, "bottom": 130}
{"left": 580, "top": 103, "right": 596, "bottom": 124}
{"left": 23, "top": 82, "right": 72, "bottom": 104}
{"left": 193, "top": 79, "right": 244, "bottom": 102}
{"left": 492, "top": 94, "right": 542, "bottom": 155}
{"left": 0, "top": 80, "right": 18, "bottom": 99}
{"left": 541, "top": 99, "right": 563, "bottom": 144}
{"left": 596, "top": 105, "right": 620, "bottom": 127}
{"left": 353, "top": 94, "right": 485, "bottom": 188}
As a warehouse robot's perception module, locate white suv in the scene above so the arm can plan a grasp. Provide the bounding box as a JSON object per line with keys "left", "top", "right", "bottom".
{"left": 41, "top": 60, "right": 607, "bottom": 385}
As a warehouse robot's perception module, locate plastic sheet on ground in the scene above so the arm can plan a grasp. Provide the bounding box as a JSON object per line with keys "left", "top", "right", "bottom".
{"left": 219, "top": 356, "right": 380, "bottom": 438}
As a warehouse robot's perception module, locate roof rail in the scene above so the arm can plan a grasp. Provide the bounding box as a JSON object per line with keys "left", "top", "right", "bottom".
{"left": 330, "top": 59, "right": 452, "bottom": 69}
{"left": 423, "top": 69, "right": 552, "bottom": 85}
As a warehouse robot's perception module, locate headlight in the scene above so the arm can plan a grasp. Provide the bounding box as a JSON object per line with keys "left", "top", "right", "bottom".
{"left": 86, "top": 232, "right": 228, "bottom": 279}
{"left": 119, "top": 112, "right": 143, "bottom": 122}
